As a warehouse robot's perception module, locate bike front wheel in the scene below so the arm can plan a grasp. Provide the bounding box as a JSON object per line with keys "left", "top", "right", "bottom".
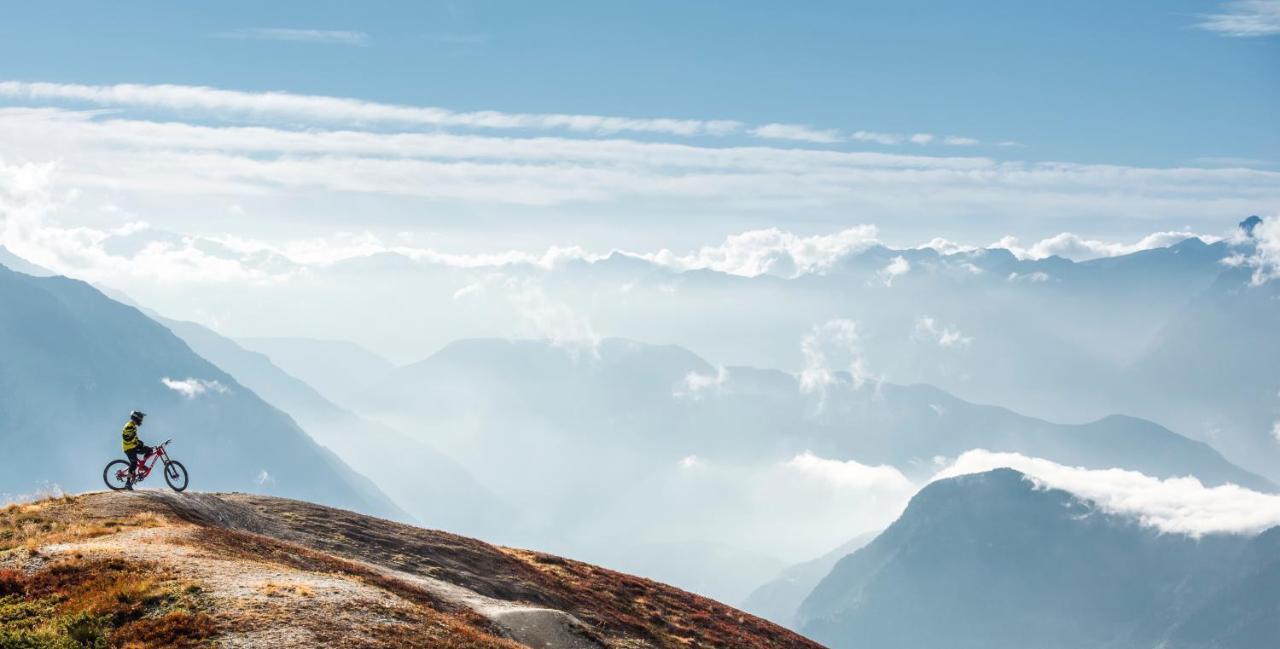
{"left": 163, "top": 460, "right": 189, "bottom": 492}
{"left": 103, "top": 460, "right": 132, "bottom": 491}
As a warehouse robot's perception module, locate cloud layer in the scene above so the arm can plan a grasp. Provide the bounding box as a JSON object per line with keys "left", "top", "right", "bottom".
{"left": 934, "top": 450, "right": 1280, "bottom": 537}
{"left": 0, "top": 156, "right": 1264, "bottom": 290}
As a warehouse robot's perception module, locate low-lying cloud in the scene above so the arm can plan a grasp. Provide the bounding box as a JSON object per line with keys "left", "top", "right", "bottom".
{"left": 933, "top": 450, "right": 1280, "bottom": 537}
{"left": 914, "top": 316, "right": 972, "bottom": 348}
{"left": 161, "top": 377, "right": 230, "bottom": 399}
{"left": 800, "top": 319, "right": 874, "bottom": 400}
{"left": 991, "top": 230, "right": 1221, "bottom": 262}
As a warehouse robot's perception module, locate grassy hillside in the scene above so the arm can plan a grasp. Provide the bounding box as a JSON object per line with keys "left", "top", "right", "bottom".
{"left": 0, "top": 492, "right": 820, "bottom": 648}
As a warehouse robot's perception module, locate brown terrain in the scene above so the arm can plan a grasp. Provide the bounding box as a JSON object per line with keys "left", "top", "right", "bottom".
{"left": 0, "top": 491, "right": 824, "bottom": 648}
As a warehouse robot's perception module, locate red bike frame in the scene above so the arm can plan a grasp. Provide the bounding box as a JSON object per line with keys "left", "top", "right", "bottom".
{"left": 131, "top": 439, "right": 173, "bottom": 482}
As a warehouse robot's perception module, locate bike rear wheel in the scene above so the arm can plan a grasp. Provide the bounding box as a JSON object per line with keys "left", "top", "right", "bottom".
{"left": 103, "top": 460, "right": 132, "bottom": 491}
{"left": 164, "top": 460, "right": 189, "bottom": 492}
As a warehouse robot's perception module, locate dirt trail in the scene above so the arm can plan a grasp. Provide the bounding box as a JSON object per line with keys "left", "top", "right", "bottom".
{"left": 132, "top": 490, "right": 603, "bottom": 649}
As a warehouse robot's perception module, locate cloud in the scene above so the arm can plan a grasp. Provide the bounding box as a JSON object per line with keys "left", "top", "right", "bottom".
{"left": 785, "top": 451, "right": 914, "bottom": 491}
{"left": 674, "top": 366, "right": 730, "bottom": 400}
{"left": 800, "top": 319, "right": 872, "bottom": 399}
{"left": 0, "top": 105, "right": 1274, "bottom": 231}
{"left": 1222, "top": 214, "right": 1280, "bottom": 284}
{"left": 161, "top": 377, "right": 229, "bottom": 399}
{"left": 214, "top": 28, "right": 371, "bottom": 46}
{"left": 1272, "top": 420, "right": 1280, "bottom": 443}
{"left": 645, "top": 226, "right": 880, "bottom": 278}
{"left": 1197, "top": 1, "right": 1280, "bottom": 37}
{"left": 1007, "top": 270, "right": 1051, "bottom": 283}
{"left": 909, "top": 133, "right": 935, "bottom": 145}
{"left": 0, "top": 157, "right": 289, "bottom": 284}
{"left": 991, "top": 230, "right": 1221, "bottom": 262}
{"left": 750, "top": 123, "right": 841, "bottom": 143}
{"left": 3, "top": 156, "right": 1262, "bottom": 291}
{"left": 850, "top": 130, "right": 903, "bottom": 145}
{"left": 0, "top": 81, "right": 743, "bottom": 138}
{"left": 914, "top": 316, "right": 972, "bottom": 348}
{"left": 917, "top": 237, "right": 978, "bottom": 255}
{"left": 678, "top": 455, "right": 703, "bottom": 469}
{"left": 943, "top": 136, "right": 980, "bottom": 146}
{"left": 507, "top": 280, "right": 599, "bottom": 351}
{"left": 876, "top": 255, "right": 910, "bottom": 286}
{"left": 933, "top": 450, "right": 1280, "bottom": 537}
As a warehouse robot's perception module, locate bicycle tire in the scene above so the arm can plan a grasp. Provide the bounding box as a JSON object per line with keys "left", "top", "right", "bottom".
{"left": 103, "top": 460, "right": 132, "bottom": 491}
{"left": 164, "top": 460, "right": 189, "bottom": 492}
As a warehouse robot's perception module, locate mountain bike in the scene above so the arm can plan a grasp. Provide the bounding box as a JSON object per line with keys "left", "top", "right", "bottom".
{"left": 103, "top": 439, "right": 189, "bottom": 492}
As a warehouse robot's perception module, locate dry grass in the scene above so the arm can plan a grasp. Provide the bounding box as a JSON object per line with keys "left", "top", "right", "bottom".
{"left": 259, "top": 581, "right": 315, "bottom": 598}
{"left": 0, "top": 557, "right": 216, "bottom": 648}
{"left": 0, "top": 501, "right": 166, "bottom": 553}
{"left": 502, "top": 547, "right": 819, "bottom": 649}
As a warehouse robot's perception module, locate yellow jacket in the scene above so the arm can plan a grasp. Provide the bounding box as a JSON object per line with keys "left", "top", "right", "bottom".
{"left": 122, "top": 421, "right": 142, "bottom": 452}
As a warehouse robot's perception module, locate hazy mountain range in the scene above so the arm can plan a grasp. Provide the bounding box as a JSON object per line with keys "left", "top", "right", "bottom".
{"left": 106, "top": 219, "right": 1280, "bottom": 486}
{"left": 157, "top": 316, "right": 515, "bottom": 540}
{"left": 2, "top": 224, "right": 1277, "bottom": 639}
{"left": 741, "top": 531, "right": 879, "bottom": 629}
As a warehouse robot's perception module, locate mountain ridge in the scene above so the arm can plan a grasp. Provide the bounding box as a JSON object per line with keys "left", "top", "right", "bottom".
{"left": 797, "top": 467, "right": 1280, "bottom": 649}
{"left": 0, "top": 263, "right": 405, "bottom": 519}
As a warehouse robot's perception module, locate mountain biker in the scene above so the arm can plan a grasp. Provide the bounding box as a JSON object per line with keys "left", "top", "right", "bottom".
{"left": 122, "top": 410, "right": 152, "bottom": 490}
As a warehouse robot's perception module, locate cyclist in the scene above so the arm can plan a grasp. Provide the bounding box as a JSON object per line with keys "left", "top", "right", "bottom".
{"left": 121, "top": 410, "right": 153, "bottom": 490}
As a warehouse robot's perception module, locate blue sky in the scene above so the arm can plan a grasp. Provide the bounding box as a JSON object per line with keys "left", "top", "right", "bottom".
{"left": 3, "top": 1, "right": 1275, "bottom": 166}
{"left": 0, "top": 0, "right": 1277, "bottom": 282}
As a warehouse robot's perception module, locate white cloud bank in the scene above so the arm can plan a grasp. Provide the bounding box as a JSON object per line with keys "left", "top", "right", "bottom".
{"left": 991, "top": 230, "right": 1222, "bottom": 262}
{"left": 2, "top": 157, "right": 1267, "bottom": 291}
{"left": 934, "top": 450, "right": 1280, "bottom": 537}
{"left": 786, "top": 451, "right": 914, "bottom": 491}
{"left": 0, "top": 81, "right": 743, "bottom": 138}
{"left": 0, "top": 80, "right": 997, "bottom": 147}
{"left": 161, "top": 377, "right": 229, "bottom": 399}
{"left": 645, "top": 226, "right": 880, "bottom": 278}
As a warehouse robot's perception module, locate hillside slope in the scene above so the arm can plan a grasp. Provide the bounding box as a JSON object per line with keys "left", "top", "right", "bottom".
{"left": 0, "top": 264, "right": 404, "bottom": 520}
{"left": 0, "top": 492, "right": 818, "bottom": 649}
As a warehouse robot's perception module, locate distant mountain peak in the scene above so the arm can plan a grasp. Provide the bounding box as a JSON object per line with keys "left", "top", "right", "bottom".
{"left": 0, "top": 244, "right": 55, "bottom": 276}
{"left": 1240, "top": 215, "right": 1263, "bottom": 237}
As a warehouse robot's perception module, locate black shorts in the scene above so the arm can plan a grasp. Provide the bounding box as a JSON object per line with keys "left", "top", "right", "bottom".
{"left": 125, "top": 445, "right": 153, "bottom": 467}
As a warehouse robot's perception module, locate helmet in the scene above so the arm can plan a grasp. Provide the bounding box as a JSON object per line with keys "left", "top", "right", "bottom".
{"left": 130, "top": 410, "right": 146, "bottom": 424}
